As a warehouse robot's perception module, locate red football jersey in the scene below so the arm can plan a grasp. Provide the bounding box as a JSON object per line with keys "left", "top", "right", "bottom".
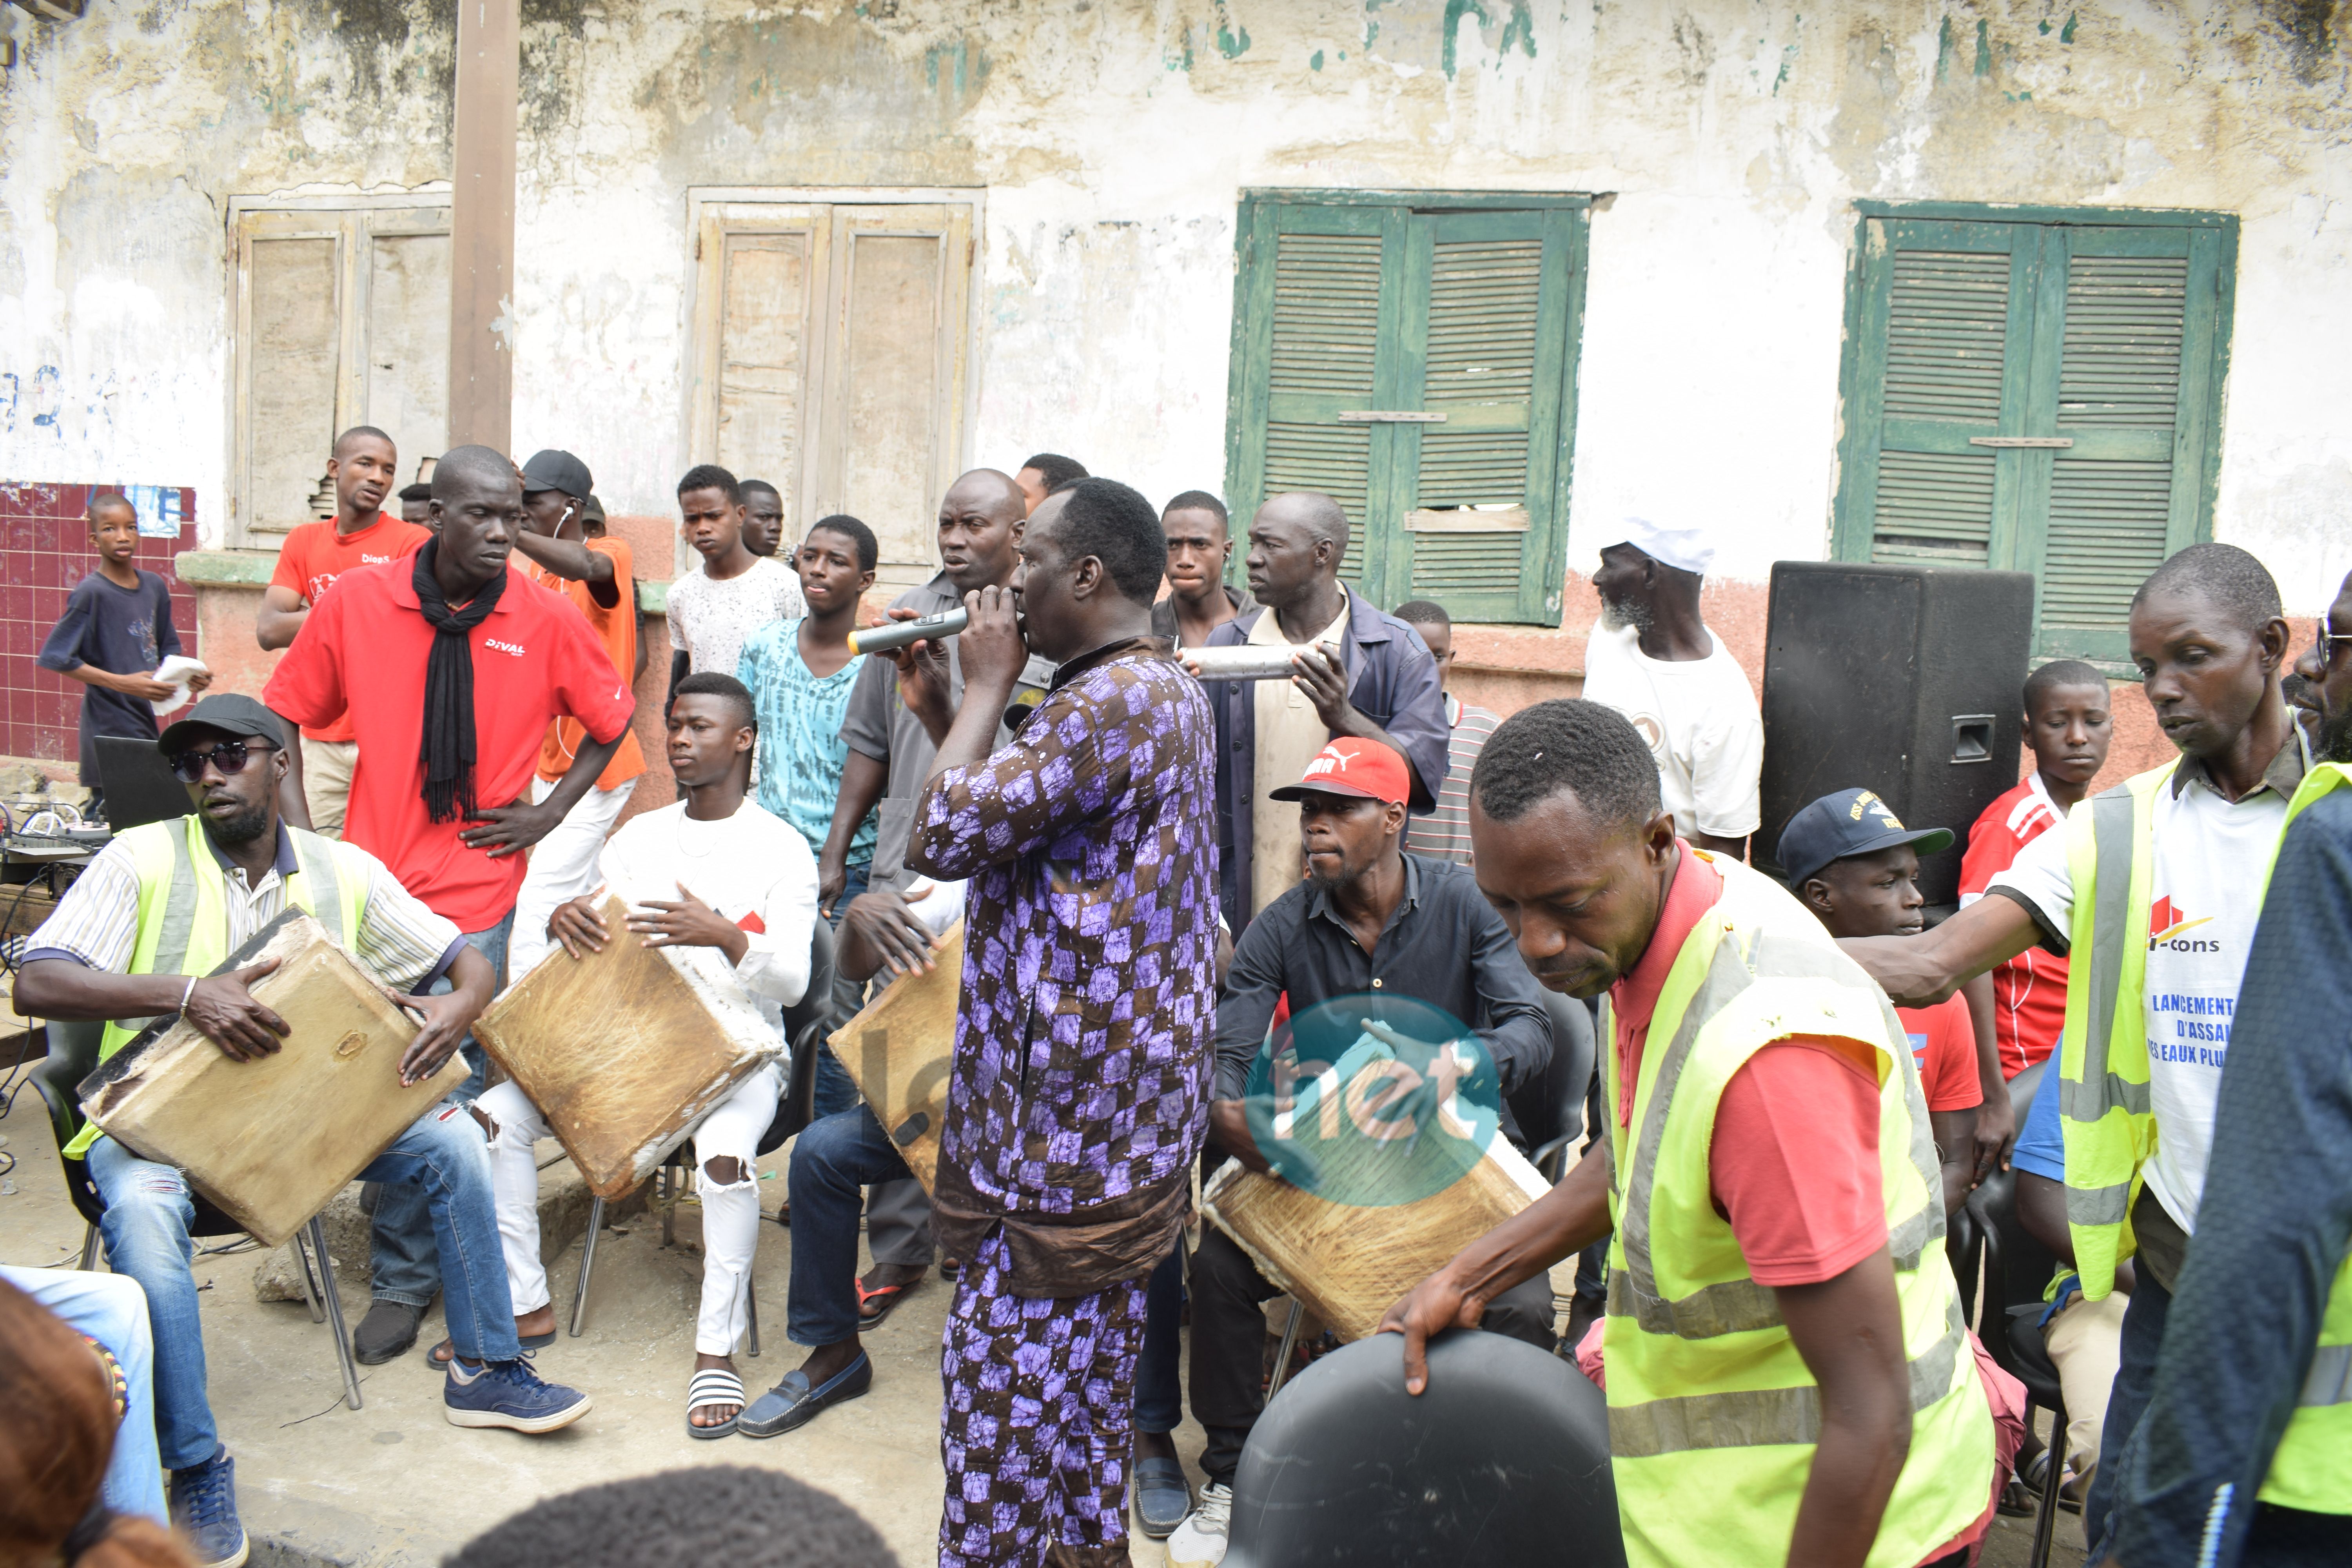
{"left": 1959, "top": 775, "right": 2071, "bottom": 1076}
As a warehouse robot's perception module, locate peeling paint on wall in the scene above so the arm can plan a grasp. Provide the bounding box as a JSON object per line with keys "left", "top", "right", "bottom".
{"left": 2, "top": 0, "right": 2349, "bottom": 613}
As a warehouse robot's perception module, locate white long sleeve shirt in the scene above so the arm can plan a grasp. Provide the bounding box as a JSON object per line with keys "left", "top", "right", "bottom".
{"left": 595, "top": 797, "right": 819, "bottom": 1013}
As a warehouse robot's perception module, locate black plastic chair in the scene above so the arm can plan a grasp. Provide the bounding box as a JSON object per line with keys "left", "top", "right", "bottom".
{"left": 1962, "top": 1061, "right": 2071, "bottom": 1568}
{"left": 568, "top": 919, "right": 835, "bottom": 1344}
{"left": 31, "top": 1018, "right": 365, "bottom": 1409}
{"left": 1225, "top": 1328, "right": 1627, "bottom": 1567}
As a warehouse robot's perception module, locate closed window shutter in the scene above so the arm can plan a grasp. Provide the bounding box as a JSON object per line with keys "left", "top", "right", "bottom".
{"left": 1226, "top": 195, "right": 1587, "bottom": 624}
{"left": 241, "top": 228, "right": 345, "bottom": 537}
{"left": 714, "top": 231, "right": 813, "bottom": 499}
{"left": 1835, "top": 211, "right": 2232, "bottom": 662}
{"left": 2029, "top": 227, "right": 2222, "bottom": 661}
{"left": 1261, "top": 225, "right": 1386, "bottom": 587}
{"left": 1398, "top": 211, "right": 1564, "bottom": 622}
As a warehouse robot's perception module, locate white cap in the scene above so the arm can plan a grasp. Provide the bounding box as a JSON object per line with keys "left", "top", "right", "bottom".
{"left": 1613, "top": 516, "right": 1715, "bottom": 576}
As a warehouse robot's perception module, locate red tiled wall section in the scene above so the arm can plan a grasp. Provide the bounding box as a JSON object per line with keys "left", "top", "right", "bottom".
{"left": 0, "top": 483, "right": 200, "bottom": 768}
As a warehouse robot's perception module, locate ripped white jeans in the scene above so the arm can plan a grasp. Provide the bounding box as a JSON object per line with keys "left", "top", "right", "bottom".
{"left": 475, "top": 1062, "right": 781, "bottom": 1357}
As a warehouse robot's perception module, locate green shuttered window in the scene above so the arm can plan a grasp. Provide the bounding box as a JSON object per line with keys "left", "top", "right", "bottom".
{"left": 1225, "top": 192, "right": 1592, "bottom": 626}
{"left": 1834, "top": 206, "right": 2237, "bottom": 664}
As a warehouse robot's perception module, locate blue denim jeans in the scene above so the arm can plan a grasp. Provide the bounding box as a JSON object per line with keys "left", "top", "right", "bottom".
{"left": 785, "top": 1104, "right": 913, "bottom": 1347}
{"left": 2085, "top": 1270, "right": 2173, "bottom": 1557}
{"left": 370, "top": 911, "right": 511, "bottom": 1307}
{"left": 89, "top": 1102, "right": 515, "bottom": 1468}
{"left": 811, "top": 860, "right": 871, "bottom": 1120}
{"left": 1133, "top": 1245, "right": 1185, "bottom": 1436}
{"left": 1, "top": 1263, "right": 168, "bottom": 1521}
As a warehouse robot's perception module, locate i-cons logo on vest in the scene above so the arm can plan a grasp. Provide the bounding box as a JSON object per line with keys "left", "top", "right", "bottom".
{"left": 2147, "top": 895, "right": 2220, "bottom": 954}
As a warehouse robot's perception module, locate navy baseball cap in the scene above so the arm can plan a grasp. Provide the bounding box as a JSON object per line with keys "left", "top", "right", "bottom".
{"left": 1776, "top": 788, "right": 1955, "bottom": 890}
{"left": 158, "top": 693, "right": 285, "bottom": 757}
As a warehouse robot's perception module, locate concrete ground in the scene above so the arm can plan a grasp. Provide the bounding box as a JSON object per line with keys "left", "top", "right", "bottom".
{"left": 2, "top": 1071, "right": 2085, "bottom": 1567}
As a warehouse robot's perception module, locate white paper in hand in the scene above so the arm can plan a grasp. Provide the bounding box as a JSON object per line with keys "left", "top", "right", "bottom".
{"left": 151, "top": 655, "right": 209, "bottom": 715}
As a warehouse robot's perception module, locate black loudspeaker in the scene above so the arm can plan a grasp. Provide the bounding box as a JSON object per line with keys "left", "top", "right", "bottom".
{"left": 1759, "top": 562, "right": 2036, "bottom": 909}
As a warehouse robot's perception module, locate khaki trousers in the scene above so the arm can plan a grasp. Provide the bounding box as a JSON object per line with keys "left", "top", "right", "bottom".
{"left": 304, "top": 739, "right": 359, "bottom": 839}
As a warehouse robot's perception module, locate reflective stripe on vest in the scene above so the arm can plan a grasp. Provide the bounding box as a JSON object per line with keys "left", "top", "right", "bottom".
{"left": 2255, "top": 760, "right": 2352, "bottom": 1514}
{"left": 1599, "top": 856, "right": 1992, "bottom": 1568}
{"left": 64, "top": 818, "right": 363, "bottom": 1159}
{"left": 2057, "top": 764, "right": 2174, "bottom": 1293}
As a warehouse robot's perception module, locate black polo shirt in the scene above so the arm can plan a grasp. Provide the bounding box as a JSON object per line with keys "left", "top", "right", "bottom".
{"left": 1213, "top": 853, "right": 1552, "bottom": 1146}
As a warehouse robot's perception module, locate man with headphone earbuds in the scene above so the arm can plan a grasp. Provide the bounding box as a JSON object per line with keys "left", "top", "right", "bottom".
{"left": 508, "top": 448, "right": 649, "bottom": 973}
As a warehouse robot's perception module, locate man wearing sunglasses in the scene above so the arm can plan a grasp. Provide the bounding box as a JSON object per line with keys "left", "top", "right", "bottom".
{"left": 17, "top": 694, "right": 592, "bottom": 1568}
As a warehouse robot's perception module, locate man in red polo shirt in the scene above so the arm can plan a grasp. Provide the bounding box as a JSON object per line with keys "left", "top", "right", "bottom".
{"left": 265, "top": 443, "right": 634, "bottom": 1365}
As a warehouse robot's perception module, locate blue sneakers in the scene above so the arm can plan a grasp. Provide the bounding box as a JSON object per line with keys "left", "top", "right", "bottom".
{"left": 443, "top": 1357, "right": 593, "bottom": 1433}
{"left": 169, "top": 1446, "right": 249, "bottom": 1568}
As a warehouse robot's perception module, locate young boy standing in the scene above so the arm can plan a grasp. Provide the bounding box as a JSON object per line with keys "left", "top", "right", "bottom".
{"left": 1958, "top": 661, "right": 2114, "bottom": 1077}
{"left": 40, "top": 493, "right": 208, "bottom": 799}
{"left": 255, "top": 425, "right": 430, "bottom": 837}
{"left": 737, "top": 514, "right": 879, "bottom": 1116}
{"left": 666, "top": 465, "right": 805, "bottom": 711}
{"left": 1779, "top": 788, "right": 1984, "bottom": 1216}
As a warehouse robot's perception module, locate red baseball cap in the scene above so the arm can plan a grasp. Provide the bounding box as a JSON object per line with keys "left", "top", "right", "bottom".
{"left": 1269, "top": 737, "right": 1412, "bottom": 806}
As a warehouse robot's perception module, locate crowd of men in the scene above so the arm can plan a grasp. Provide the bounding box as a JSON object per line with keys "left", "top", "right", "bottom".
{"left": 3, "top": 417, "right": 2346, "bottom": 1568}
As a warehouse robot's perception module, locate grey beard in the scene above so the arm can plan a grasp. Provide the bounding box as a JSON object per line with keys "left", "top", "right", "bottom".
{"left": 203, "top": 803, "right": 272, "bottom": 847}
{"left": 1599, "top": 594, "right": 1653, "bottom": 634}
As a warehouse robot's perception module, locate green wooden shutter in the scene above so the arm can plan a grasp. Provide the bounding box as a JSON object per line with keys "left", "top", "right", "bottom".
{"left": 2021, "top": 226, "right": 2230, "bottom": 663}
{"left": 1225, "top": 193, "right": 1589, "bottom": 625}
{"left": 1226, "top": 202, "right": 1403, "bottom": 599}
{"left": 1390, "top": 207, "right": 1579, "bottom": 623}
{"left": 1835, "top": 208, "right": 2234, "bottom": 664}
{"left": 1833, "top": 218, "right": 2038, "bottom": 571}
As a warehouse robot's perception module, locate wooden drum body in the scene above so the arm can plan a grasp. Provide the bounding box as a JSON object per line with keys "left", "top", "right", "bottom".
{"left": 1203, "top": 1139, "right": 1549, "bottom": 1345}
{"left": 474, "top": 895, "right": 786, "bottom": 1199}
{"left": 77, "top": 911, "right": 446, "bottom": 1247}
{"left": 827, "top": 920, "right": 963, "bottom": 1195}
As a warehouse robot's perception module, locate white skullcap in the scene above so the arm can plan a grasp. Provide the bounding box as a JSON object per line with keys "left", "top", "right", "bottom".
{"left": 1613, "top": 516, "right": 1715, "bottom": 576}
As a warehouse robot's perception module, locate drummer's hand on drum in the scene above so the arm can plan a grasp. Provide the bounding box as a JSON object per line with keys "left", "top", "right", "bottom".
{"left": 1377, "top": 1263, "right": 1490, "bottom": 1397}
{"left": 1207, "top": 1099, "right": 1274, "bottom": 1176}
{"left": 629, "top": 884, "right": 750, "bottom": 965}
{"left": 841, "top": 889, "right": 939, "bottom": 980}
{"left": 185, "top": 959, "right": 289, "bottom": 1062}
{"left": 548, "top": 896, "right": 611, "bottom": 960}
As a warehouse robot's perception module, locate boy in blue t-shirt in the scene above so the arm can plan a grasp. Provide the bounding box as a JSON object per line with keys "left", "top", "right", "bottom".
{"left": 38, "top": 492, "right": 207, "bottom": 794}
{"left": 738, "top": 513, "right": 881, "bottom": 1118}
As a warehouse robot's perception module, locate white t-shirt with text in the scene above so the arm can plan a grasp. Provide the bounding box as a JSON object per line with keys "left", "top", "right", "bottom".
{"left": 1988, "top": 771, "right": 2288, "bottom": 1232}
{"left": 1580, "top": 621, "right": 1763, "bottom": 840}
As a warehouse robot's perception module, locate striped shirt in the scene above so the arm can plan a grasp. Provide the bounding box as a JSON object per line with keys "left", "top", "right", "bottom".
{"left": 25, "top": 820, "right": 466, "bottom": 991}
{"left": 1403, "top": 695, "right": 1502, "bottom": 867}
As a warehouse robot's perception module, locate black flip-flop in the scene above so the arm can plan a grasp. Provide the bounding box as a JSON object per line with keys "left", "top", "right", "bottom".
{"left": 855, "top": 1277, "right": 916, "bottom": 1329}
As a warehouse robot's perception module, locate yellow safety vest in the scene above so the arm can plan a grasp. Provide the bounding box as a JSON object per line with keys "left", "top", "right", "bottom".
{"left": 1600, "top": 855, "right": 1993, "bottom": 1568}
{"left": 2251, "top": 760, "right": 2352, "bottom": 1514}
{"left": 63, "top": 815, "right": 366, "bottom": 1159}
{"left": 2054, "top": 759, "right": 2178, "bottom": 1298}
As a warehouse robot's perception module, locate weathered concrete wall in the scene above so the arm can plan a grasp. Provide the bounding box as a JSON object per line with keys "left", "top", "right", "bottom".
{"left": 5, "top": 0, "right": 2348, "bottom": 632}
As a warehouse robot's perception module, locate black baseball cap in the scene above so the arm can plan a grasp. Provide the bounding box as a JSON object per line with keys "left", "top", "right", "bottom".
{"left": 1775, "top": 788, "right": 1955, "bottom": 890}
{"left": 520, "top": 449, "right": 594, "bottom": 499}
{"left": 158, "top": 694, "right": 286, "bottom": 757}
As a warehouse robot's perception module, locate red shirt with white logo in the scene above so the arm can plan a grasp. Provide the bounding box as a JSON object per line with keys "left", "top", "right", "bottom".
{"left": 263, "top": 560, "right": 635, "bottom": 930}
{"left": 1958, "top": 774, "right": 2070, "bottom": 1076}
{"left": 268, "top": 514, "right": 434, "bottom": 744}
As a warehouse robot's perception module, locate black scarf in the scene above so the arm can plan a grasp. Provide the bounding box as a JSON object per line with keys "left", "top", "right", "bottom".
{"left": 412, "top": 539, "right": 505, "bottom": 823}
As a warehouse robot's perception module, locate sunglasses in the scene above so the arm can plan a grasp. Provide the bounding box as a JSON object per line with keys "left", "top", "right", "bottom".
{"left": 168, "top": 739, "right": 278, "bottom": 784}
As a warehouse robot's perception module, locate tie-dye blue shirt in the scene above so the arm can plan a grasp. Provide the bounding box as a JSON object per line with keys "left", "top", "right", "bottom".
{"left": 738, "top": 618, "right": 877, "bottom": 864}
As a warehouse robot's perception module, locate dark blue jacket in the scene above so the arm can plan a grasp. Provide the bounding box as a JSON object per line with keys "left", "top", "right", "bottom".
{"left": 2110, "top": 786, "right": 2352, "bottom": 1566}
{"left": 1205, "top": 592, "right": 1450, "bottom": 933}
